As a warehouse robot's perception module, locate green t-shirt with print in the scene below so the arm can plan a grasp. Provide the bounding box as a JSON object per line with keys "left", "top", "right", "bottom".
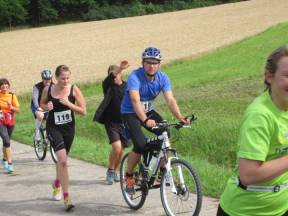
{"left": 220, "top": 91, "right": 288, "bottom": 216}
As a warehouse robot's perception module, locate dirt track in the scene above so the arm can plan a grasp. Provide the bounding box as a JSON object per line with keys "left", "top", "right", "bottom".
{"left": 0, "top": 0, "right": 288, "bottom": 94}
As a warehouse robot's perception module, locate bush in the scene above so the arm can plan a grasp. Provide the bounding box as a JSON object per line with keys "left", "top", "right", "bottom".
{"left": 145, "top": 2, "right": 164, "bottom": 14}
{"left": 82, "top": 7, "right": 107, "bottom": 21}
{"left": 83, "top": 4, "right": 129, "bottom": 21}
{"left": 129, "top": 1, "right": 146, "bottom": 16}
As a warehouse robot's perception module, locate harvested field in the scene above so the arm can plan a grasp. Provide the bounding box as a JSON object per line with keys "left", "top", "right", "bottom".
{"left": 0, "top": 0, "right": 288, "bottom": 94}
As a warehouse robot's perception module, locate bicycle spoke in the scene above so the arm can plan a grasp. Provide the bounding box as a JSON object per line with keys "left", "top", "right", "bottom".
{"left": 160, "top": 159, "right": 202, "bottom": 216}
{"left": 120, "top": 153, "right": 147, "bottom": 210}
{"left": 33, "top": 128, "right": 47, "bottom": 160}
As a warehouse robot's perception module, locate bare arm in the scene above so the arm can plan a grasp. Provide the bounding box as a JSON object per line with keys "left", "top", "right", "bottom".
{"left": 130, "top": 90, "right": 147, "bottom": 122}
{"left": 163, "top": 90, "right": 185, "bottom": 121}
{"left": 59, "top": 85, "right": 86, "bottom": 116}
{"left": 40, "top": 86, "right": 50, "bottom": 110}
{"left": 102, "top": 60, "right": 129, "bottom": 93}
{"left": 239, "top": 157, "right": 288, "bottom": 185}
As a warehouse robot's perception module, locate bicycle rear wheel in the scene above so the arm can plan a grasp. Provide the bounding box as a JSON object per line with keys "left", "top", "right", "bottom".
{"left": 33, "top": 128, "right": 47, "bottom": 160}
{"left": 50, "top": 144, "right": 58, "bottom": 164}
{"left": 120, "top": 153, "right": 147, "bottom": 210}
{"left": 160, "top": 159, "right": 202, "bottom": 216}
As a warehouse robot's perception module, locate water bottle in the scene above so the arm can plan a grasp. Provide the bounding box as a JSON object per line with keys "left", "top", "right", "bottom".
{"left": 149, "top": 154, "right": 158, "bottom": 171}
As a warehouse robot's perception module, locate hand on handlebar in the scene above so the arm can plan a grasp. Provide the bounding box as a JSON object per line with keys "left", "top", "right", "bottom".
{"left": 180, "top": 117, "right": 191, "bottom": 125}
{"left": 145, "top": 119, "right": 156, "bottom": 128}
{"left": 37, "top": 107, "right": 44, "bottom": 112}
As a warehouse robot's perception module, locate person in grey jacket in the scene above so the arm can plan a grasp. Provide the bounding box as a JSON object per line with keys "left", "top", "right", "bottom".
{"left": 31, "top": 69, "right": 52, "bottom": 144}
{"left": 93, "top": 60, "right": 130, "bottom": 184}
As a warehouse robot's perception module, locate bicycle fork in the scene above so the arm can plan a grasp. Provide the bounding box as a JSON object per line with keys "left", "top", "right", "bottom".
{"left": 165, "top": 157, "right": 186, "bottom": 194}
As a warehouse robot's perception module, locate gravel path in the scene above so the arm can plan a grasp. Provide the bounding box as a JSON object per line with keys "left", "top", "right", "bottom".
{"left": 0, "top": 141, "right": 219, "bottom": 216}
{"left": 0, "top": 0, "right": 287, "bottom": 93}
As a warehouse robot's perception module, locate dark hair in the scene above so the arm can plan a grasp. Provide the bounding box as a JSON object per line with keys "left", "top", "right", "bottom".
{"left": 0, "top": 78, "right": 10, "bottom": 87}
{"left": 265, "top": 46, "right": 288, "bottom": 88}
{"left": 55, "top": 65, "right": 70, "bottom": 77}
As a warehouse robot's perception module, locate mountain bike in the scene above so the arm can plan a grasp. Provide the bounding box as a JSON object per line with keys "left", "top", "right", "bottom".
{"left": 120, "top": 114, "right": 202, "bottom": 216}
{"left": 33, "top": 118, "right": 58, "bottom": 163}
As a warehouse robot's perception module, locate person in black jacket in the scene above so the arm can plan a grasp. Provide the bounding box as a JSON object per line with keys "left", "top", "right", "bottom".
{"left": 93, "top": 60, "right": 129, "bottom": 184}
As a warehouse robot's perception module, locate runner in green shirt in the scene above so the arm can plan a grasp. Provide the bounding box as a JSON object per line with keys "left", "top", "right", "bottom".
{"left": 218, "top": 46, "right": 288, "bottom": 216}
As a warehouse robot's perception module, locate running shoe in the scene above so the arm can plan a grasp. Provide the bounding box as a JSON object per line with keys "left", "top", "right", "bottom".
{"left": 52, "top": 184, "right": 62, "bottom": 201}
{"left": 7, "top": 164, "right": 14, "bottom": 174}
{"left": 113, "top": 172, "right": 120, "bottom": 182}
{"left": 64, "top": 196, "right": 75, "bottom": 212}
{"left": 2, "top": 160, "right": 8, "bottom": 171}
{"left": 106, "top": 169, "right": 114, "bottom": 185}
{"left": 125, "top": 176, "right": 135, "bottom": 195}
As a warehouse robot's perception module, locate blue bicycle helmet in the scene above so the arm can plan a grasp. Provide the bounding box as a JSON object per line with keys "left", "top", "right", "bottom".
{"left": 142, "top": 47, "right": 162, "bottom": 61}
{"left": 41, "top": 69, "right": 52, "bottom": 80}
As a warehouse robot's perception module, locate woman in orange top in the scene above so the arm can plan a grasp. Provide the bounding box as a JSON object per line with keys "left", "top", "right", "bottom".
{"left": 0, "top": 78, "right": 20, "bottom": 174}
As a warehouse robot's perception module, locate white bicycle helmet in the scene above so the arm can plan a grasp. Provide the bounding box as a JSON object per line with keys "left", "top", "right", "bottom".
{"left": 41, "top": 69, "right": 52, "bottom": 80}
{"left": 142, "top": 47, "right": 162, "bottom": 61}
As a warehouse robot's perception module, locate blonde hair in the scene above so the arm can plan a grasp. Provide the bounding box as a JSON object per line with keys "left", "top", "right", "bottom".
{"left": 107, "top": 65, "right": 120, "bottom": 75}
{"left": 55, "top": 65, "right": 70, "bottom": 77}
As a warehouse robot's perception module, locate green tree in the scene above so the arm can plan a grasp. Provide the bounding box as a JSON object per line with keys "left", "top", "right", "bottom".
{"left": 0, "top": 0, "right": 27, "bottom": 29}
{"left": 28, "top": 0, "right": 58, "bottom": 26}
{"left": 52, "top": 0, "right": 96, "bottom": 20}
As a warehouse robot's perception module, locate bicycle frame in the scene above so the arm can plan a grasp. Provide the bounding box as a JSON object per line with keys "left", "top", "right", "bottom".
{"left": 142, "top": 131, "right": 182, "bottom": 192}
{"left": 40, "top": 122, "right": 48, "bottom": 145}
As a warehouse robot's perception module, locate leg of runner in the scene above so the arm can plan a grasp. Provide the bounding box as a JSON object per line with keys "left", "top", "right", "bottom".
{"left": 56, "top": 149, "right": 69, "bottom": 195}
{"left": 55, "top": 149, "right": 74, "bottom": 211}
{"left": 107, "top": 140, "right": 123, "bottom": 184}
{"left": 0, "top": 125, "right": 14, "bottom": 173}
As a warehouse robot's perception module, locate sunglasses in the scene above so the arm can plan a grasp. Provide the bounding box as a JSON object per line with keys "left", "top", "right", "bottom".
{"left": 144, "top": 60, "right": 160, "bottom": 65}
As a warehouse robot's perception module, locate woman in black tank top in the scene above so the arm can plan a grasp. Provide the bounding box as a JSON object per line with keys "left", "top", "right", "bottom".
{"left": 46, "top": 83, "right": 76, "bottom": 131}
{"left": 40, "top": 65, "right": 86, "bottom": 211}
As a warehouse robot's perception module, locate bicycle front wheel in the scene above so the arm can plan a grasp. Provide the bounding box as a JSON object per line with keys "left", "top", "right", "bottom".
{"left": 50, "top": 144, "right": 58, "bottom": 164}
{"left": 160, "top": 159, "right": 202, "bottom": 216}
{"left": 120, "top": 153, "right": 147, "bottom": 210}
{"left": 33, "top": 129, "right": 47, "bottom": 160}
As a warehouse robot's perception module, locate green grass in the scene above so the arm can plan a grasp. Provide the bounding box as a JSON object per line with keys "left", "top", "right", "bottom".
{"left": 12, "top": 22, "right": 288, "bottom": 198}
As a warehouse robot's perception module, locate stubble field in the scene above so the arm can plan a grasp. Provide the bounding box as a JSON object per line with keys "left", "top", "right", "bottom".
{"left": 0, "top": 0, "right": 288, "bottom": 94}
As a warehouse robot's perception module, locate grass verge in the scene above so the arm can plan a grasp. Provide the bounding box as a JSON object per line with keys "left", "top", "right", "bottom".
{"left": 12, "top": 22, "right": 288, "bottom": 198}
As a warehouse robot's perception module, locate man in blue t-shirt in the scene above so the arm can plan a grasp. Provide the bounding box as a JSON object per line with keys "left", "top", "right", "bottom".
{"left": 121, "top": 47, "right": 190, "bottom": 194}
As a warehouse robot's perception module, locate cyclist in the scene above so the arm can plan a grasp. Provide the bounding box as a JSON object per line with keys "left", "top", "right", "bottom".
{"left": 31, "top": 69, "right": 52, "bottom": 144}
{"left": 218, "top": 46, "right": 288, "bottom": 216}
{"left": 93, "top": 60, "right": 130, "bottom": 185}
{"left": 40, "top": 65, "right": 86, "bottom": 211}
{"left": 120, "top": 47, "right": 190, "bottom": 194}
{"left": 0, "top": 78, "right": 20, "bottom": 174}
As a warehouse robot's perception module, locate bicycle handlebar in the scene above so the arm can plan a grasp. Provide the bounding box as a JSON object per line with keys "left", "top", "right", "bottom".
{"left": 37, "top": 110, "right": 49, "bottom": 114}
{"left": 152, "top": 114, "right": 197, "bottom": 130}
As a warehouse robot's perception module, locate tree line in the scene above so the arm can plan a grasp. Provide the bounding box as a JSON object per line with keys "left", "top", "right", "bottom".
{"left": 0, "top": 0, "right": 241, "bottom": 30}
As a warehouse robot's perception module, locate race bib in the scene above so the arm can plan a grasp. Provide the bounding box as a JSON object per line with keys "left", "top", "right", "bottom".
{"left": 54, "top": 110, "right": 72, "bottom": 125}
{"left": 141, "top": 101, "right": 154, "bottom": 113}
